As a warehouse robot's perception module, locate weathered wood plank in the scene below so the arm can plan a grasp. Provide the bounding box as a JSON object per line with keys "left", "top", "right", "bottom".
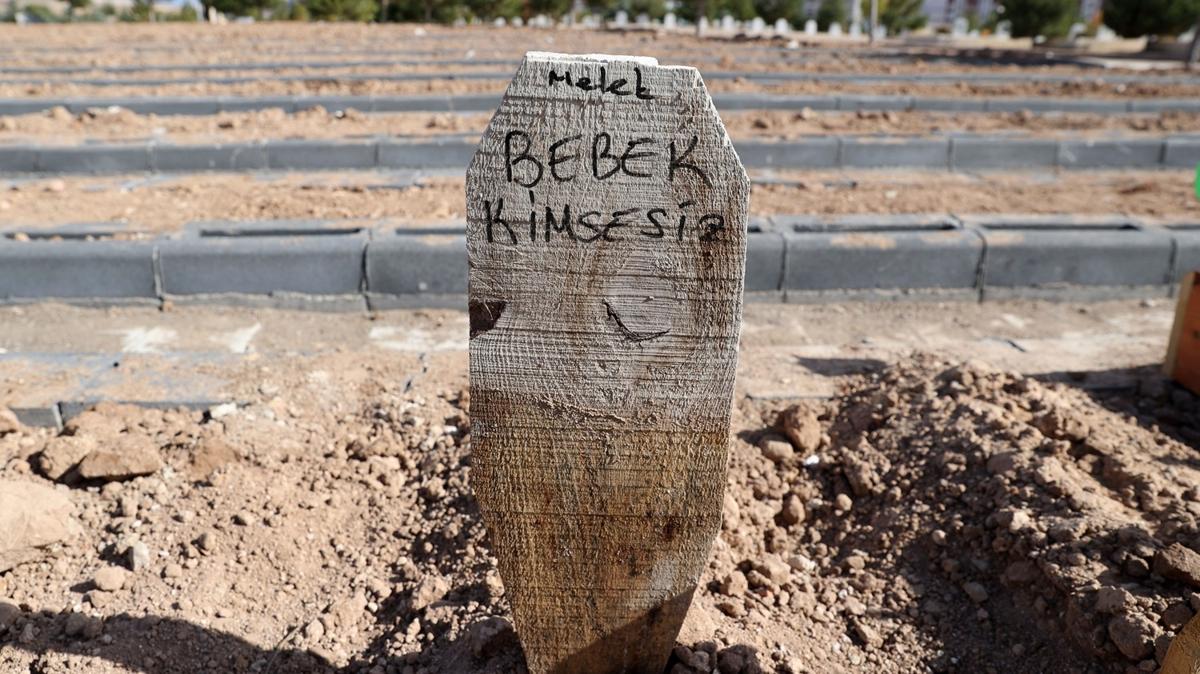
{"left": 1166, "top": 271, "right": 1200, "bottom": 395}
{"left": 465, "top": 52, "right": 748, "bottom": 674}
{"left": 1162, "top": 612, "right": 1200, "bottom": 674}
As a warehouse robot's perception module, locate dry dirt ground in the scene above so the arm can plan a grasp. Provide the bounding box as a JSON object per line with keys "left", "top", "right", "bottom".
{"left": 5, "top": 107, "right": 1200, "bottom": 146}
{"left": 0, "top": 169, "right": 1196, "bottom": 233}
{"left": 0, "top": 24, "right": 1196, "bottom": 100}
{"left": 7, "top": 77, "right": 1199, "bottom": 101}
{"left": 0, "top": 23, "right": 1158, "bottom": 75}
{"left": 0, "top": 300, "right": 1198, "bottom": 674}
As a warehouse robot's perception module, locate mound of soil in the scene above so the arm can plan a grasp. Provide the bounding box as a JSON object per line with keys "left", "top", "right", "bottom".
{"left": 0, "top": 354, "right": 1197, "bottom": 674}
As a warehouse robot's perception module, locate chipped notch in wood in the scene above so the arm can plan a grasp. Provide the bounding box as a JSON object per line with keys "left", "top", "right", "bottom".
{"left": 602, "top": 299, "right": 669, "bottom": 343}
{"left": 469, "top": 299, "right": 506, "bottom": 339}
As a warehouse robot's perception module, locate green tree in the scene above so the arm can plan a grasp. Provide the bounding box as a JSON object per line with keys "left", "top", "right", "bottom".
{"left": 209, "top": 0, "right": 283, "bottom": 18}
{"left": 126, "top": 0, "right": 153, "bottom": 20}
{"left": 863, "top": 0, "right": 924, "bottom": 33}
{"left": 628, "top": 0, "right": 666, "bottom": 19}
{"left": 305, "top": 0, "right": 376, "bottom": 18}
{"left": 388, "top": 0, "right": 463, "bottom": 21}
{"left": 674, "top": 0, "right": 714, "bottom": 21}
{"left": 463, "top": 0, "right": 522, "bottom": 19}
{"left": 815, "top": 0, "right": 845, "bottom": 29}
{"left": 675, "top": 0, "right": 753, "bottom": 21}
{"left": 753, "top": 0, "right": 799, "bottom": 21}
{"left": 21, "top": 3, "right": 59, "bottom": 21}
{"left": 176, "top": 2, "right": 199, "bottom": 18}
{"left": 66, "top": 0, "right": 90, "bottom": 19}
{"left": 1102, "top": 0, "right": 1200, "bottom": 37}
{"left": 1000, "top": 0, "right": 1076, "bottom": 37}
{"left": 526, "top": 0, "right": 572, "bottom": 18}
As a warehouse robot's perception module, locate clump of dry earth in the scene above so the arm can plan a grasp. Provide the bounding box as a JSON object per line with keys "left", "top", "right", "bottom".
{"left": 1, "top": 354, "right": 1198, "bottom": 674}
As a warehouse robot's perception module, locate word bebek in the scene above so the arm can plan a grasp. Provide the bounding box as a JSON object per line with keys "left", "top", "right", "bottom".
{"left": 503, "top": 130, "right": 711, "bottom": 189}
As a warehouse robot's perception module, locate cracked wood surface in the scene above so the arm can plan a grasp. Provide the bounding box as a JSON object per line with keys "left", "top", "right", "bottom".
{"left": 465, "top": 52, "right": 749, "bottom": 673}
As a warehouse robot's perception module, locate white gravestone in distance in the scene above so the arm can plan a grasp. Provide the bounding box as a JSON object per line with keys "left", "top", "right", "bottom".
{"left": 466, "top": 52, "right": 748, "bottom": 674}
{"left": 805, "top": 18, "right": 818, "bottom": 34}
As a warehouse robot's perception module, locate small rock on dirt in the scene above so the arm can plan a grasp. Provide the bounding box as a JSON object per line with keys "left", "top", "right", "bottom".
{"left": 780, "top": 494, "right": 805, "bottom": 526}
{"left": 36, "top": 435, "right": 97, "bottom": 481}
{"left": 64, "top": 612, "right": 102, "bottom": 639}
{"left": 187, "top": 437, "right": 239, "bottom": 480}
{"left": 0, "top": 480, "right": 80, "bottom": 573}
{"left": 1107, "top": 613, "right": 1159, "bottom": 661}
{"left": 759, "top": 435, "right": 794, "bottom": 464}
{"left": 0, "top": 601, "right": 20, "bottom": 632}
{"left": 962, "top": 582, "right": 988, "bottom": 604}
{"left": 1095, "top": 586, "right": 1132, "bottom": 614}
{"left": 94, "top": 566, "right": 128, "bottom": 592}
{"left": 410, "top": 575, "right": 451, "bottom": 611}
{"left": 76, "top": 435, "right": 163, "bottom": 482}
{"left": 852, "top": 619, "right": 882, "bottom": 648}
{"left": 0, "top": 407, "right": 20, "bottom": 435}
{"left": 126, "top": 541, "right": 150, "bottom": 572}
{"left": 775, "top": 404, "right": 822, "bottom": 453}
{"left": 1153, "top": 543, "right": 1200, "bottom": 589}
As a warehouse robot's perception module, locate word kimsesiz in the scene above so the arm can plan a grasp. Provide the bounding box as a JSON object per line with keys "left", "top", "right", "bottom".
{"left": 478, "top": 191, "right": 727, "bottom": 246}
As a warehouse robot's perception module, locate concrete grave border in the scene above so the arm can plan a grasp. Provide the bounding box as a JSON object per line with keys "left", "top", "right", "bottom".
{"left": 2, "top": 134, "right": 1199, "bottom": 175}
{"left": 2, "top": 92, "right": 1198, "bottom": 117}
{"left": 3, "top": 213, "right": 1198, "bottom": 308}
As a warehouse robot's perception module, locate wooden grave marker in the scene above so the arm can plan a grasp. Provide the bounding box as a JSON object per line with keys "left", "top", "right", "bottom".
{"left": 465, "top": 52, "right": 748, "bottom": 674}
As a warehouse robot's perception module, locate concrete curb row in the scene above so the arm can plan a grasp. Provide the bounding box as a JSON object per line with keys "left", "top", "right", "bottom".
{"left": 2, "top": 134, "right": 1198, "bottom": 175}
{"left": 2, "top": 214, "right": 1198, "bottom": 307}
{"left": 5, "top": 399, "right": 228, "bottom": 431}
{"left": 0, "top": 68, "right": 1194, "bottom": 89}
{"left": 5, "top": 92, "right": 1197, "bottom": 117}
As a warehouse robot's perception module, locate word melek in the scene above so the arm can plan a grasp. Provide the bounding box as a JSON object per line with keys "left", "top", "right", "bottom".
{"left": 547, "top": 66, "right": 654, "bottom": 100}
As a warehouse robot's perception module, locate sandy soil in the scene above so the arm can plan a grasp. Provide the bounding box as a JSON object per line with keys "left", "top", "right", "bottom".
{"left": 4, "top": 107, "right": 1200, "bottom": 146}
{"left": 0, "top": 170, "right": 1195, "bottom": 233}
{"left": 0, "top": 302, "right": 1197, "bottom": 673}
{"left": 0, "top": 23, "right": 1172, "bottom": 77}
{"left": 0, "top": 24, "right": 1194, "bottom": 100}
{"left": 5, "top": 76, "right": 1198, "bottom": 104}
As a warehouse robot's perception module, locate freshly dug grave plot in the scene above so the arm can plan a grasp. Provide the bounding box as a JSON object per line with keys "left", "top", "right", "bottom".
{"left": 734, "top": 79, "right": 1200, "bottom": 102}
{"left": 1, "top": 353, "right": 1198, "bottom": 674}
{"left": 7, "top": 75, "right": 1200, "bottom": 105}
{"left": 0, "top": 23, "right": 1149, "bottom": 76}
{"left": 2, "top": 169, "right": 1196, "bottom": 233}
{"left": 6, "top": 106, "right": 1200, "bottom": 146}
{"left": 0, "top": 57, "right": 1149, "bottom": 84}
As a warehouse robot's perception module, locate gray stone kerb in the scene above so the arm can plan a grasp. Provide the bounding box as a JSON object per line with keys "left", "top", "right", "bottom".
{"left": 0, "top": 68, "right": 1193, "bottom": 89}
{"left": 3, "top": 93, "right": 1199, "bottom": 117}
{"left": 1, "top": 213, "right": 1198, "bottom": 307}
{"left": 2, "top": 134, "right": 1199, "bottom": 175}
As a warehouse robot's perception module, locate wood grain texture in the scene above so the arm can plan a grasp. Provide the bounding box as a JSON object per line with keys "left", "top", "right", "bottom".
{"left": 465, "top": 52, "right": 748, "bottom": 674}
{"left": 1166, "top": 272, "right": 1200, "bottom": 396}
{"left": 1163, "top": 613, "right": 1200, "bottom": 674}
